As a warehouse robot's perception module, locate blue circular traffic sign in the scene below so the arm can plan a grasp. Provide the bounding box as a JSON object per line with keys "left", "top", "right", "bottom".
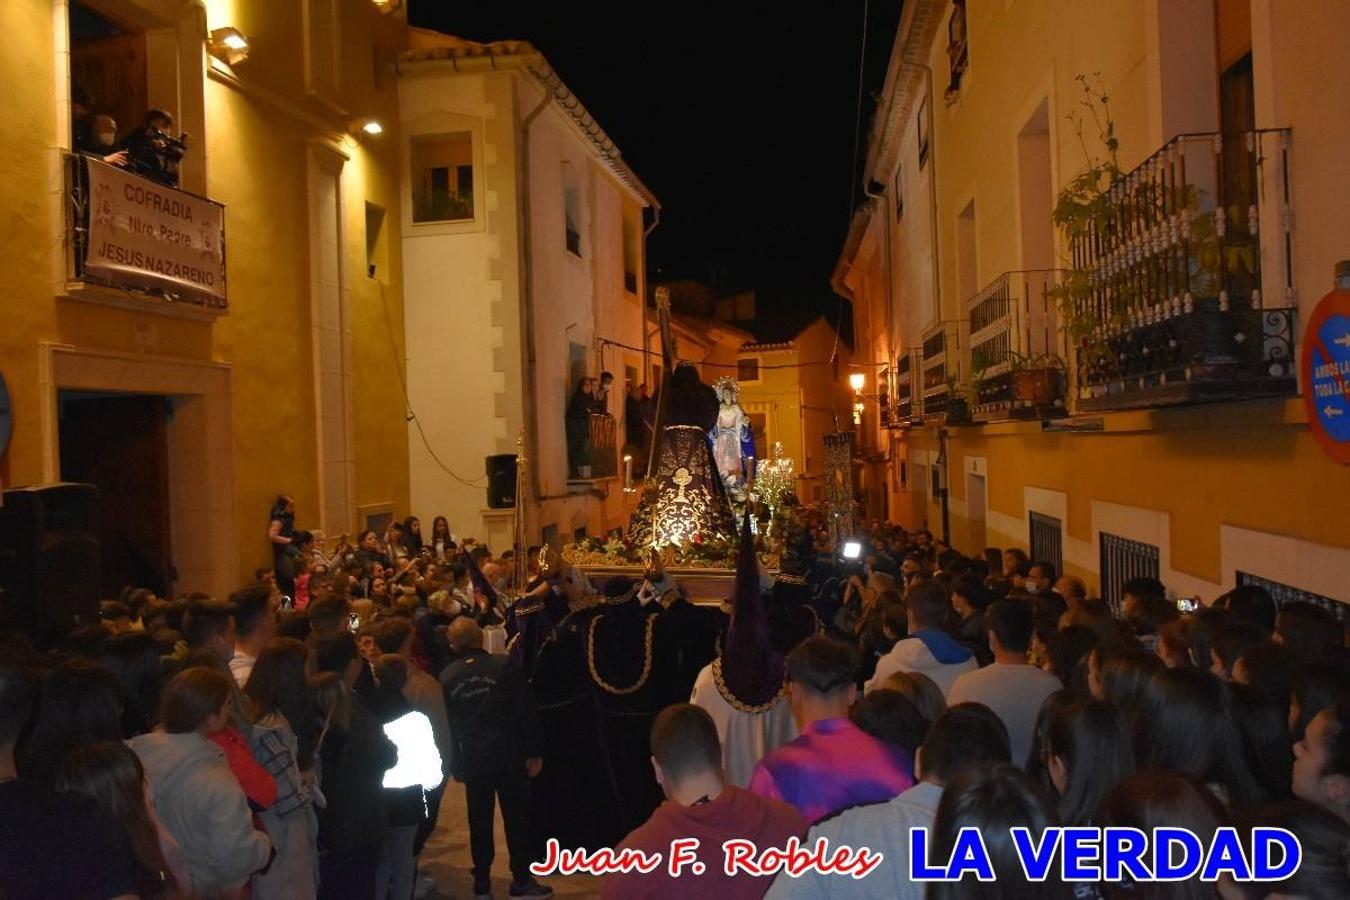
{"left": 1303, "top": 291, "right": 1350, "bottom": 463}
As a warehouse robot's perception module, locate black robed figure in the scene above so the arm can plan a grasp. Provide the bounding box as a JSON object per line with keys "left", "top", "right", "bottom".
{"left": 626, "top": 289, "right": 737, "bottom": 548}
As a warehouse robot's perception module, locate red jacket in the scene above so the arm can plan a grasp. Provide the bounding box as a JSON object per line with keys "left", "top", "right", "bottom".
{"left": 209, "top": 726, "right": 278, "bottom": 812}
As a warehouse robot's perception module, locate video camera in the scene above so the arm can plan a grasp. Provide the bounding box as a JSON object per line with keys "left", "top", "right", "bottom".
{"left": 150, "top": 128, "right": 189, "bottom": 161}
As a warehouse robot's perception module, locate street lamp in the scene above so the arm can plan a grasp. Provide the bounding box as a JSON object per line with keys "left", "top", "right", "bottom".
{"left": 849, "top": 372, "right": 865, "bottom": 425}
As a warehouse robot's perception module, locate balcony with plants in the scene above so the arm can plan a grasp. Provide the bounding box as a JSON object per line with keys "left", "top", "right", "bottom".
{"left": 919, "top": 322, "right": 972, "bottom": 424}
{"left": 966, "top": 270, "right": 1067, "bottom": 421}
{"left": 1053, "top": 78, "right": 1296, "bottom": 413}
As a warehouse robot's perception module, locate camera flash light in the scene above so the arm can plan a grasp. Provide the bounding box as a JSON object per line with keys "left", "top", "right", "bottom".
{"left": 842, "top": 541, "right": 862, "bottom": 560}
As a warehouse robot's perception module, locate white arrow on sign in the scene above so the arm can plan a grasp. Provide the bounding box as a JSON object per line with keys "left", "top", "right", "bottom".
{"left": 1325, "top": 406, "right": 1345, "bottom": 418}
{"left": 1335, "top": 333, "right": 1350, "bottom": 349}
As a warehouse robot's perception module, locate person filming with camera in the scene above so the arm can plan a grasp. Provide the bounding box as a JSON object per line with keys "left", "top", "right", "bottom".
{"left": 126, "top": 108, "right": 188, "bottom": 187}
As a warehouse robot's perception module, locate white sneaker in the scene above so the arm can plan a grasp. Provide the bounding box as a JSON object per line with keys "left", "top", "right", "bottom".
{"left": 413, "top": 873, "right": 437, "bottom": 898}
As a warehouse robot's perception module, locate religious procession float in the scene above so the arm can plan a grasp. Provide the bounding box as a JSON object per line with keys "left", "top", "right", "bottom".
{"left": 559, "top": 288, "right": 806, "bottom": 599}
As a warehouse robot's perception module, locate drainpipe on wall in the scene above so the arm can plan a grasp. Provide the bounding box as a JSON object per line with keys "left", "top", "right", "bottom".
{"left": 516, "top": 69, "right": 557, "bottom": 524}
{"left": 936, "top": 426, "right": 951, "bottom": 544}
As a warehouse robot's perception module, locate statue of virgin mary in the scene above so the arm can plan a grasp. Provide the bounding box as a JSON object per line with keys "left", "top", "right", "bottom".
{"left": 710, "top": 377, "right": 755, "bottom": 493}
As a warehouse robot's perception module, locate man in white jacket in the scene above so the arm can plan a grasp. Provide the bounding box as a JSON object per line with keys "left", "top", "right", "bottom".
{"left": 866, "top": 581, "right": 977, "bottom": 696}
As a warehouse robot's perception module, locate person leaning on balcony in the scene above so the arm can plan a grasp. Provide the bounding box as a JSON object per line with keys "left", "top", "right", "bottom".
{"left": 126, "top": 108, "right": 185, "bottom": 187}
{"left": 76, "top": 112, "right": 129, "bottom": 168}
{"left": 566, "top": 377, "right": 595, "bottom": 477}
{"left": 593, "top": 371, "right": 615, "bottom": 414}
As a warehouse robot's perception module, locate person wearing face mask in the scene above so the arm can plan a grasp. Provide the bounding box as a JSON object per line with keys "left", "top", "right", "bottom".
{"left": 82, "top": 113, "right": 129, "bottom": 167}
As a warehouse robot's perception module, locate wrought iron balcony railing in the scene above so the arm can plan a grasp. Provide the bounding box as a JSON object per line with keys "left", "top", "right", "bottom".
{"left": 567, "top": 412, "right": 618, "bottom": 480}
{"left": 919, "top": 322, "right": 963, "bottom": 421}
{"left": 893, "top": 351, "right": 915, "bottom": 425}
{"left": 1067, "top": 129, "right": 1296, "bottom": 411}
{"left": 966, "top": 270, "right": 1066, "bottom": 420}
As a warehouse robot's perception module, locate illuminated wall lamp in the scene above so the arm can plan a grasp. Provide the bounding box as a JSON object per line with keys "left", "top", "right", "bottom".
{"left": 207, "top": 27, "right": 250, "bottom": 66}
{"left": 349, "top": 118, "right": 384, "bottom": 137}
{"left": 849, "top": 372, "right": 865, "bottom": 425}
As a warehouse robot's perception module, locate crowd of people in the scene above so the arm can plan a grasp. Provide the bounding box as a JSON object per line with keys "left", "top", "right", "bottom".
{"left": 2, "top": 498, "right": 1349, "bottom": 900}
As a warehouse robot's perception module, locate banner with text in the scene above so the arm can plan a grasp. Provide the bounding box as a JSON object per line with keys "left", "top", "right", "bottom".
{"left": 83, "top": 158, "right": 227, "bottom": 307}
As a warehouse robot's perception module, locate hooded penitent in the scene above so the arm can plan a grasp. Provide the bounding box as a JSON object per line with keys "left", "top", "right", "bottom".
{"left": 715, "top": 513, "right": 787, "bottom": 708}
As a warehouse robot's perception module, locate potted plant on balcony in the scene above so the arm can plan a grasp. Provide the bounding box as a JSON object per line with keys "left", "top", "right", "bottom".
{"left": 1050, "top": 76, "right": 1127, "bottom": 355}
{"left": 944, "top": 373, "right": 980, "bottom": 426}
{"left": 1007, "top": 351, "right": 1066, "bottom": 408}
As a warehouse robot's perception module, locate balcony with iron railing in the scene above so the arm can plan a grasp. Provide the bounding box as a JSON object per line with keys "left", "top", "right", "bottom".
{"left": 893, "top": 351, "right": 915, "bottom": 425}
{"left": 64, "top": 152, "right": 228, "bottom": 313}
{"left": 1066, "top": 129, "right": 1296, "bottom": 411}
{"left": 966, "top": 269, "right": 1066, "bottom": 420}
{"left": 566, "top": 413, "right": 618, "bottom": 481}
{"left": 920, "top": 323, "right": 963, "bottom": 421}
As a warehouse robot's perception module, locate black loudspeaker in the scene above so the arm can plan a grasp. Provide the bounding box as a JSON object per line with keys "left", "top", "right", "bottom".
{"left": 0, "top": 483, "right": 101, "bottom": 640}
{"left": 485, "top": 454, "right": 518, "bottom": 509}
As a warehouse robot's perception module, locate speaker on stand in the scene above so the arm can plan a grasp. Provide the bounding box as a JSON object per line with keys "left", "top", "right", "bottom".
{"left": 485, "top": 454, "right": 518, "bottom": 509}
{"left": 0, "top": 483, "right": 101, "bottom": 643}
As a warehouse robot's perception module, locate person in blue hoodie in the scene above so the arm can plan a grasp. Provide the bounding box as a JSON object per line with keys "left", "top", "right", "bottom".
{"left": 865, "top": 581, "right": 977, "bottom": 697}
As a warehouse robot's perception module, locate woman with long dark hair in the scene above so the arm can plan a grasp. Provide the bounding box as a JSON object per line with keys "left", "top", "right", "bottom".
{"left": 1135, "top": 667, "right": 1267, "bottom": 810}
{"left": 17, "top": 658, "right": 124, "bottom": 786}
{"left": 1026, "top": 689, "right": 1078, "bottom": 787}
{"left": 311, "top": 634, "right": 397, "bottom": 900}
{"left": 57, "top": 741, "right": 189, "bottom": 898}
{"left": 1088, "top": 646, "right": 1164, "bottom": 728}
{"left": 1044, "top": 698, "right": 1135, "bottom": 826}
{"left": 245, "top": 638, "right": 319, "bottom": 899}
{"left": 99, "top": 631, "right": 163, "bottom": 736}
{"left": 1097, "top": 772, "right": 1226, "bottom": 900}
{"left": 428, "top": 516, "right": 455, "bottom": 561}
{"left": 1044, "top": 625, "right": 1099, "bottom": 695}
{"left": 402, "top": 517, "right": 423, "bottom": 555}
{"left": 928, "top": 762, "right": 1070, "bottom": 900}
{"left": 1228, "top": 682, "right": 1293, "bottom": 803}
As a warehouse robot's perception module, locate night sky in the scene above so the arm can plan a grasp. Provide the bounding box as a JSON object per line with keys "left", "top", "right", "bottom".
{"left": 408, "top": 1, "right": 903, "bottom": 322}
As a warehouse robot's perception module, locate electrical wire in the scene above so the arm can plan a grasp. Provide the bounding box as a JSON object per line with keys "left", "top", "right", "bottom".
{"left": 831, "top": 0, "right": 872, "bottom": 368}
{"left": 378, "top": 282, "right": 487, "bottom": 488}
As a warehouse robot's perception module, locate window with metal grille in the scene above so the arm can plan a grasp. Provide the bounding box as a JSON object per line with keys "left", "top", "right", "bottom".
{"left": 1029, "top": 512, "right": 1063, "bottom": 577}
{"left": 1236, "top": 572, "right": 1347, "bottom": 623}
{"left": 1099, "top": 533, "right": 1160, "bottom": 616}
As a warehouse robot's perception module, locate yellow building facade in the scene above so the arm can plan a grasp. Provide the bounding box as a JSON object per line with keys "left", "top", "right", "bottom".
{"left": 0, "top": 0, "right": 413, "bottom": 598}
{"left": 736, "top": 318, "right": 855, "bottom": 505}
{"left": 837, "top": 0, "right": 1350, "bottom": 602}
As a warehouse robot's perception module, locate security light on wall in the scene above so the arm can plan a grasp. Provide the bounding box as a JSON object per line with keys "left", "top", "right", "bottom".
{"left": 849, "top": 372, "right": 866, "bottom": 392}
{"left": 349, "top": 119, "right": 384, "bottom": 137}
{"left": 207, "top": 27, "right": 250, "bottom": 65}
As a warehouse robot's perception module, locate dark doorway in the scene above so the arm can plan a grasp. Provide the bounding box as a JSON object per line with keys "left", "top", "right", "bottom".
{"left": 59, "top": 391, "right": 172, "bottom": 597}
